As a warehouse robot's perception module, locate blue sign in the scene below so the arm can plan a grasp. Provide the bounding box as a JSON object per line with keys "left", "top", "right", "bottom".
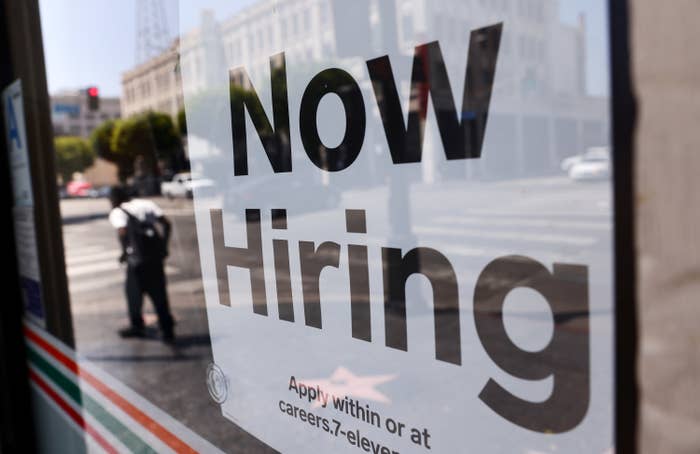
{"left": 52, "top": 103, "right": 80, "bottom": 116}
{"left": 6, "top": 94, "right": 21, "bottom": 149}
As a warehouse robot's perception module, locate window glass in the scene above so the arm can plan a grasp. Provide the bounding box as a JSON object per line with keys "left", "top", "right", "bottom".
{"left": 32, "top": 0, "right": 612, "bottom": 452}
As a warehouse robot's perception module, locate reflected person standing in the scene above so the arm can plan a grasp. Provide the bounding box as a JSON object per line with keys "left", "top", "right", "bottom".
{"left": 108, "top": 186, "right": 175, "bottom": 343}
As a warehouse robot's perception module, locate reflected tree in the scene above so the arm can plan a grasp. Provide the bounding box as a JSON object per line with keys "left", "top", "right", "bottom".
{"left": 54, "top": 136, "right": 95, "bottom": 184}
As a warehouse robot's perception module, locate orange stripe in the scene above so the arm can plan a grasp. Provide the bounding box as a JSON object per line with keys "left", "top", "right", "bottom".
{"left": 30, "top": 368, "right": 119, "bottom": 454}
{"left": 24, "top": 325, "right": 198, "bottom": 454}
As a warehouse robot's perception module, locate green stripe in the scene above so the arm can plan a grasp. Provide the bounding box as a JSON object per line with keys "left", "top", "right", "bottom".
{"left": 27, "top": 346, "right": 157, "bottom": 454}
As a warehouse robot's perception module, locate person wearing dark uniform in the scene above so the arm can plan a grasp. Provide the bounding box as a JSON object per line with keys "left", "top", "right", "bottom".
{"left": 108, "top": 186, "right": 175, "bottom": 343}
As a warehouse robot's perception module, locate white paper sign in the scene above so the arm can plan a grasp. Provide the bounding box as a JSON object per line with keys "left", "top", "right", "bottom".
{"left": 3, "top": 79, "right": 44, "bottom": 324}
{"left": 181, "top": 1, "right": 613, "bottom": 452}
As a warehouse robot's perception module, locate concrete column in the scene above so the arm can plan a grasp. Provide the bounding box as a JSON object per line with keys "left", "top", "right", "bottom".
{"left": 632, "top": 1, "right": 700, "bottom": 452}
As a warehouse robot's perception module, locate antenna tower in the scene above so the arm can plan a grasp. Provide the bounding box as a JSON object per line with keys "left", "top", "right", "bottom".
{"left": 135, "top": 0, "right": 170, "bottom": 64}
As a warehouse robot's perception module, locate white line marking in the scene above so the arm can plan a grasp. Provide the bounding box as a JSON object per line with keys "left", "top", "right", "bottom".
{"left": 443, "top": 209, "right": 611, "bottom": 218}
{"left": 67, "top": 260, "right": 123, "bottom": 277}
{"left": 65, "top": 250, "right": 121, "bottom": 266}
{"left": 414, "top": 226, "right": 597, "bottom": 246}
{"left": 62, "top": 245, "right": 107, "bottom": 257}
{"left": 68, "top": 260, "right": 180, "bottom": 278}
{"left": 434, "top": 215, "right": 611, "bottom": 231}
{"left": 429, "top": 243, "right": 571, "bottom": 262}
{"left": 69, "top": 274, "right": 124, "bottom": 293}
{"left": 69, "top": 266, "right": 181, "bottom": 293}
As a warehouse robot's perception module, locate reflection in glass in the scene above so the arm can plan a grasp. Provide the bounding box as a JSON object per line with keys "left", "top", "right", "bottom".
{"left": 40, "top": 0, "right": 613, "bottom": 452}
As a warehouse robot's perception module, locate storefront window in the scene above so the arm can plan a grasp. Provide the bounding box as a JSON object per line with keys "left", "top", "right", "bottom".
{"left": 5, "top": 0, "right": 615, "bottom": 452}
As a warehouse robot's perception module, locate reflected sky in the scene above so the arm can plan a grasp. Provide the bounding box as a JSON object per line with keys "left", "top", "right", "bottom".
{"left": 39, "top": 0, "right": 607, "bottom": 97}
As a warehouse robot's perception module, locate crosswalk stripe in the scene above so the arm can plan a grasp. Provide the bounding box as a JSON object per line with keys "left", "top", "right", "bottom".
{"left": 65, "top": 250, "right": 121, "bottom": 266}
{"left": 67, "top": 261, "right": 125, "bottom": 278}
{"left": 433, "top": 216, "right": 611, "bottom": 231}
{"left": 63, "top": 245, "right": 108, "bottom": 257}
{"left": 429, "top": 243, "right": 571, "bottom": 262}
{"left": 161, "top": 208, "right": 196, "bottom": 217}
{"left": 414, "top": 225, "right": 597, "bottom": 246}
{"left": 442, "top": 209, "right": 611, "bottom": 218}
{"left": 67, "top": 256, "right": 181, "bottom": 278}
{"left": 69, "top": 274, "right": 125, "bottom": 293}
{"left": 69, "top": 266, "right": 181, "bottom": 294}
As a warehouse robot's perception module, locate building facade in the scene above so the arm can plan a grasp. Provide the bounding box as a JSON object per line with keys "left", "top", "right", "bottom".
{"left": 121, "top": 39, "right": 183, "bottom": 118}
{"left": 128, "top": 0, "right": 607, "bottom": 180}
{"left": 50, "top": 89, "right": 121, "bottom": 138}
{"left": 187, "top": 0, "right": 606, "bottom": 178}
{"left": 50, "top": 90, "right": 121, "bottom": 186}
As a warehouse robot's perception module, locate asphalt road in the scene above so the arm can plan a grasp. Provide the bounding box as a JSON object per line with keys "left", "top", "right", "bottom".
{"left": 59, "top": 175, "right": 613, "bottom": 452}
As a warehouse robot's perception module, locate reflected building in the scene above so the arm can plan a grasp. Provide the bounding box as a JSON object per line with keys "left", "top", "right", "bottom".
{"left": 51, "top": 89, "right": 121, "bottom": 138}
{"left": 392, "top": 0, "right": 608, "bottom": 180}
{"left": 50, "top": 90, "right": 122, "bottom": 186}
{"left": 164, "top": 0, "right": 607, "bottom": 180}
{"left": 121, "top": 39, "right": 184, "bottom": 118}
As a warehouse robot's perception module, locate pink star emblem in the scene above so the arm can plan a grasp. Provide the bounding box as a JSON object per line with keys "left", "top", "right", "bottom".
{"left": 299, "top": 366, "right": 397, "bottom": 408}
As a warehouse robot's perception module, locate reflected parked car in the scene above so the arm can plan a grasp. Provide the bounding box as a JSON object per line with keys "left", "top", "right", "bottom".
{"left": 65, "top": 180, "right": 93, "bottom": 198}
{"left": 161, "top": 172, "right": 215, "bottom": 198}
{"left": 561, "top": 146, "right": 610, "bottom": 173}
{"left": 89, "top": 186, "right": 112, "bottom": 198}
{"left": 568, "top": 147, "right": 611, "bottom": 181}
{"left": 561, "top": 155, "right": 582, "bottom": 172}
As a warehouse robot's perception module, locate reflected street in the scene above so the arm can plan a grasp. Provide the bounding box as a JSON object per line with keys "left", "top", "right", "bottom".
{"left": 61, "top": 195, "right": 276, "bottom": 452}
{"left": 61, "top": 173, "right": 610, "bottom": 452}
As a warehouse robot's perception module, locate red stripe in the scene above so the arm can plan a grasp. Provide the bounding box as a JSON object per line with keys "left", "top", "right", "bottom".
{"left": 24, "top": 325, "right": 197, "bottom": 454}
{"left": 29, "top": 368, "right": 118, "bottom": 454}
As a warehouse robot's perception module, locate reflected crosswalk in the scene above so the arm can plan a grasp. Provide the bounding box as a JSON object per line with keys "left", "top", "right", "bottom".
{"left": 433, "top": 215, "right": 611, "bottom": 231}
{"left": 65, "top": 250, "right": 121, "bottom": 266}
{"left": 65, "top": 243, "right": 180, "bottom": 294}
{"left": 63, "top": 209, "right": 610, "bottom": 296}
{"left": 417, "top": 211, "right": 611, "bottom": 262}
{"left": 414, "top": 225, "right": 598, "bottom": 246}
